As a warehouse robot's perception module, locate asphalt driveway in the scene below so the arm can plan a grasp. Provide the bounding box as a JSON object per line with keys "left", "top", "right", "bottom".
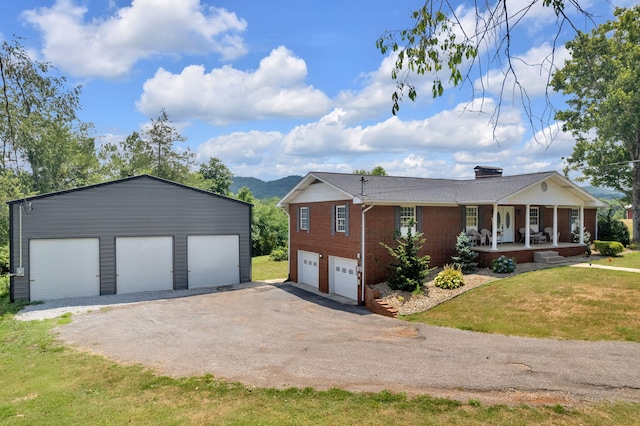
{"left": 49, "top": 282, "right": 640, "bottom": 404}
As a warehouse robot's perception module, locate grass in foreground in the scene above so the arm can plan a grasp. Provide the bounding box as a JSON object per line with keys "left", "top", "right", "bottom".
{"left": 405, "top": 267, "right": 640, "bottom": 342}
{"left": 591, "top": 250, "right": 640, "bottom": 269}
{"left": 252, "top": 254, "right": 288, "bottom": 281}
{"left": 1, "top": 314, "right": 639, "bottom": 425}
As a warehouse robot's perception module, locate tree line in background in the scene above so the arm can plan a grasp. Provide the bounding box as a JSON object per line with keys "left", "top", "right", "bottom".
{"left": 0, "top": 38, "right": 287, "bottom": 262}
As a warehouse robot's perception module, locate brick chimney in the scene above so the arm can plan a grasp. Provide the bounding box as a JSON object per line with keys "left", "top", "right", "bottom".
{"left": 474, "top": 165, "right": 503, "bottom": 179}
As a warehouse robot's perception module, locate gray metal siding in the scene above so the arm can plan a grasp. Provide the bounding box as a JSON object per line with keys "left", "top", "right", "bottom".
{"left": 9, "top": 176, "right": 251, "bottom": 300}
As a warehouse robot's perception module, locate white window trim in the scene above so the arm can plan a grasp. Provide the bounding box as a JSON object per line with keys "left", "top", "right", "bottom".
{"left": 336, "top": 205, "right": 346, "bottom": 233}
{"left": 529, "top": 207, "right": 539, "bottom": 232}
{"left": 570, "top": 208, "right": 580, "bottom": 232}
{"left": 299, "top": 207, "right": 308, "bottom": 231}
{"left": 400, "top": 206, "right": 416, "bottom": 237}
{"left": 465, "top": 206, "right": 478, "bottom": 231}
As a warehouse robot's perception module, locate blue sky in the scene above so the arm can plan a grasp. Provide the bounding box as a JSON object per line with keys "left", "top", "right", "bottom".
{"left": 1, "top": 0, "right": 636, "bottom": 181}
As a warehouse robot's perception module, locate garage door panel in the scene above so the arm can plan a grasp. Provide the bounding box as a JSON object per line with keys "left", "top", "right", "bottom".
{"left": 30, "top": 238, "right": 100, "bottom": 300}
{"left": 116, "top": 237, "right": 173, "bottom": 294}
{"left": 330, "top": 256, "right": 358, "bottom": 300}
{"left": 188, "top": 235, "right": 239, "bottom": 288}
{"left": 298, "top": 251, "right": 319, "bottom": 288}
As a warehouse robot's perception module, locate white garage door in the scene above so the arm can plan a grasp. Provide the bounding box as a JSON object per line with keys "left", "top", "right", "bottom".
{"left": 116, "top": 236, "right": 173, "bottom": 294}
{"left": 329, "top": 256, "right": 358, "bottom": 300}
{"left": 30, "top": 238, "right": 100, "bottom": 300}
{"left": 188, "top": 235, "right": 240, "bottom": 288}
{"left": 297, "top": 250, "right": 319, "bottom": 288}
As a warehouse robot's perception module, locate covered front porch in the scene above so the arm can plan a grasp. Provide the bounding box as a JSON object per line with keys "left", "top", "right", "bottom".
{"left": 472, "top": 242, "right": 588, "bottom": 268}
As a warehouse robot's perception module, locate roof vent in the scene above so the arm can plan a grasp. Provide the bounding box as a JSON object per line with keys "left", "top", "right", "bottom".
{"left": 474, "top": 166, "right": 503, "bottom": 179}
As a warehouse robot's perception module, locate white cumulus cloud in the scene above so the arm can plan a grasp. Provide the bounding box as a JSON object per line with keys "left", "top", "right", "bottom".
{"left": 22, "top": 0, "right": 248, "bottom": 78}
{"left": 137, "top": 46, "right": 332, "bottom": 124}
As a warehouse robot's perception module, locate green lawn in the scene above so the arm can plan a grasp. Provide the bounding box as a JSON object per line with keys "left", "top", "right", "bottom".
{"left": 252, "top": 254, "right": 288, "bottom": 281}
{"left": 591, "top": 251, "right": 640, "bottom": 269}
{"left": 405, "top": 266, "right": 640, "bottom": 342}
{"left": 2, "top": 268, "right": 640, "bottom": 424}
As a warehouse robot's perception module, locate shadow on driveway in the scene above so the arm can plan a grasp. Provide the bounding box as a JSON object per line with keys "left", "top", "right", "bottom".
{"left": 275, "top": 282, "right": 371, "bottom": 316}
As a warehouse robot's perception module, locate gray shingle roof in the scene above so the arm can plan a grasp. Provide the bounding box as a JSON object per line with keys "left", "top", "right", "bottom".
{"left": 308, "top": 171, "right": 558, "bottom": 204}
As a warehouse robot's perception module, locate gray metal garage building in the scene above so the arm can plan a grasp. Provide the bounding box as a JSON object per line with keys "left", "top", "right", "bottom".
{"left": 8, "top": 175, "right": 252, "bottom": 302}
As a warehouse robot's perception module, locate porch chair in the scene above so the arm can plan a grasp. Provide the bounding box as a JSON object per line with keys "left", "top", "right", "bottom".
{"left": 530, "top": 228, "right": 547, "bottom": 244}
{"left": 480, "top": 228, "right": 491, "bottom": 246}
{"left": 544, "top": 227, "right": 560, "bottom": 243}
{"left": 466, "top": 229, "right": 482, "bottom": 246}
{"left": 518, "top": 228, "right": 526, "bottom": 243}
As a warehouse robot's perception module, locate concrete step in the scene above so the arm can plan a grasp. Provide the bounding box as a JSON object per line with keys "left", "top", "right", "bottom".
{"left": 534, "top": 250, "right": 565, "bottom": 264}
{"left": 544, "top": 256, "right": 567, "bottom": 264}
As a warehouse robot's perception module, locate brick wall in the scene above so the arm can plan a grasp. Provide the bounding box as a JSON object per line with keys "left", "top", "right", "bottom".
{"left": 289, "top": 202, "right": 598, "bottom": 293}
{"left": 290, "top": 202, "right": 362, "bottom": 293}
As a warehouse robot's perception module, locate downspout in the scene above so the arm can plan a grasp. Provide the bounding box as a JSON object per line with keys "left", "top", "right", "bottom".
{"left": 360, "top": 204, "right": 374, "bottom": 304}
{"left": 283, "top": 206, "right": 291, "bottom": 282}
{"left": 579, "top": 206, "right": 585, "bottom": 245}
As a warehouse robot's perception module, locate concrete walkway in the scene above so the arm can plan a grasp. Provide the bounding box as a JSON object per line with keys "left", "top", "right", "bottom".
{"left": 570, "top": 263, "right": 640, "bottom": 273}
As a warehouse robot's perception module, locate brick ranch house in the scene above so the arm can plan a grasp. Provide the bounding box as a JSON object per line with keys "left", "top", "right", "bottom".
{"left": 277, "top": 167, "right": 603, "bottom": 305}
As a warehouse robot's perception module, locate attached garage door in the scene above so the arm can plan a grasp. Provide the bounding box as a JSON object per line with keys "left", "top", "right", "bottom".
{"left": 297, "top": 250, "right": 319, "bottom": 288}
{"left": 30, "top": 238, "right": 100, "bottom": 300}
{"left": 329, "top": 256, "right": 358, "bottom": 300}
{"left": 116, "top": 236, "right": 173, "bottom": 294}
{"left": 188, "top": 235, "right": 240, "bottom": 288}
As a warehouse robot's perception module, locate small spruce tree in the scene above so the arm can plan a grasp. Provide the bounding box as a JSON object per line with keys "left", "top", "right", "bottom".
{"left": 380, "top": 220, "right": 431, "bottom": 292}
{"left": 451, "top": 231, "right": 478, "bottom": 273}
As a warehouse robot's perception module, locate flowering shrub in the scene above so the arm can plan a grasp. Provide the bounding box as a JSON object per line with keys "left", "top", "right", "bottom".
{"left": 434, "top": 264, "right": 465, "bottom": 289}
{"left": 492, "top": 255, "right": 516, "bottom": 273}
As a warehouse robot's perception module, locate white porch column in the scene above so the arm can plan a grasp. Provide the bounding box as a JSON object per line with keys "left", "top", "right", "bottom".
{"left": 491, "top": 203, "right": 498, "bottom": 250}
{"left": 552, "top": 205, "right": 558, "bottom": 246}
{"left": 579, "top": 206, "right": 585, "bottom": 244}
{"left": 524, "top": 204, "right": 531, "bottom": 248}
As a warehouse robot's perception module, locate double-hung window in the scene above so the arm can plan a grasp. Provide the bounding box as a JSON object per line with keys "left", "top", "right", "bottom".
{"left": 570, "top": 208, "right": 579, "bottom": 232}
{"left": 400, "top": 206, "right": 416, "bottom": 237}
{"left": 335, "top": 205, "right": 347, "bottom": 233}
{"left": 299, "top": 207, "right": 308, "bottom": 231}
{"left": 529, "top": 207, "right": 539, "bottom": 232}
{"left": 465, "top": 206, "right": 478, "bottom": 231}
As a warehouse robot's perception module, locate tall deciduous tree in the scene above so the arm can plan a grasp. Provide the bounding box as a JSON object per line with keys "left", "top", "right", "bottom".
{"left": 100, "top": 110, "right": 195, "bottom": 184}
{"left": 199, "top": 157, "right": 233, "bottom": 195}
{"left": 551, "top": 6, "right": 640, "bottom": 244}
{"left": 0, "top": 37, "right": 98, "bottom": 192}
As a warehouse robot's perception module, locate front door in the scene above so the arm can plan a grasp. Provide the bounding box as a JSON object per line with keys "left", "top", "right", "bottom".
{"left": 496, "top": 206, "right": 515, "bottom": 243}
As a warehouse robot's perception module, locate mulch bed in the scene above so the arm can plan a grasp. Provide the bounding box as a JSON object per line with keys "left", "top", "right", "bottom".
{"left": 372, "top": 254, "right": 600, "bottom": 316}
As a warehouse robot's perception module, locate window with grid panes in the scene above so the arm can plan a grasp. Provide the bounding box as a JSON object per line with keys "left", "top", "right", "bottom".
{"left": 336, "top": 205, "right": 346, "bottom": 232}
{"left": 529, "top": 207, "right": 539, "bottom": 232}
{"left": 400, "top": 206, "right": 416, "bottom": 236}
{"left": 465, "top": 206, "right": 478, "bottom": 230}
{"left": 299, "top": 207, "right": 308, "bottom": 231}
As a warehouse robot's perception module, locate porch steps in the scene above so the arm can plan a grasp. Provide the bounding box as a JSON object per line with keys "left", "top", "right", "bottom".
{"left": 534, "top": 250, "right": 566, "bottom": 264}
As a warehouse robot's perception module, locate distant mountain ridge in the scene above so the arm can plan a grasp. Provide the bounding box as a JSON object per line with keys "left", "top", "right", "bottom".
{"left": 582, "top": 185, "right": 625, "bottom": 200}
{"left": 230, "top": 175, "right": 302, "bottom": 199}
